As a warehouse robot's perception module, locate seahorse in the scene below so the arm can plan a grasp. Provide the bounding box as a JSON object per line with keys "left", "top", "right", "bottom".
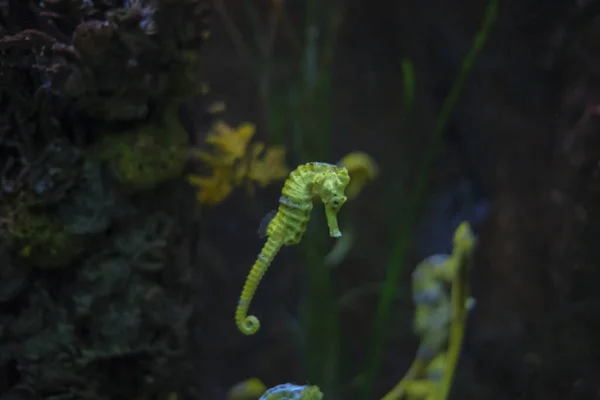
{"left": 235, "top": 162, "right": 351, "bottom": 335}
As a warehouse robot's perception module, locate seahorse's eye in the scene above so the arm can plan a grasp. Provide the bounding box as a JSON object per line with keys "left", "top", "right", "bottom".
{"left": 332, "top": 200, "right": 339, "bottom": 207}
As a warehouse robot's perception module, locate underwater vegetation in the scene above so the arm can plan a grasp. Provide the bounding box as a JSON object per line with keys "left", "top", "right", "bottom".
{"left": 188, "top": 120, "right": 289, "bottom": 204}
{"left": 336, "top": 152, "right": 379, "bottom": 201}
{"left": 381, "top": 222, "right": 475, "bottom": 400}
{"left": 0, "top": 0, "right": 212, "bottom": 398}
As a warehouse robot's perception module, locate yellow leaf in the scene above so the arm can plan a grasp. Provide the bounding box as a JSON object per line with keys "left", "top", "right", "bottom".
{"left": 205, "top": 121, "right": 256, "bottom": 162}
{"left": 248, "top": 144, "right": 289, "bottom": 187}
{"left": 187, "top": 168, "right": 235, "bottom": 205}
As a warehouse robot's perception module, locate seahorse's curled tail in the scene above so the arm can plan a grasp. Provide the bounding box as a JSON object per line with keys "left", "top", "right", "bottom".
{"left": 235, "top": 237, "right": 282, "bottom": 335}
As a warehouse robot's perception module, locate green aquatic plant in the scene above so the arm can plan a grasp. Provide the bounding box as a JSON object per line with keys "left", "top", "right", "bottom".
{"left": 381, "top": 222, "right": 476, "bottom": 400}
{"left": 360, "top": 2, "right": 499, "bottom": 398}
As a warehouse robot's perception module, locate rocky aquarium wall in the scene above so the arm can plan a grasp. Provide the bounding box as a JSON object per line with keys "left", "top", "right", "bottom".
{"left": 0, "top": 1, "right": 211, "bottom": 398}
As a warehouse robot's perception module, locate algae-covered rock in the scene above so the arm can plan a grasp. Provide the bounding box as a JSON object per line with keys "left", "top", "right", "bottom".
{"left": 0, "top": 0, "right": 211, "bottom": 396}
{"left": 93, "top": 107, "right": 190, "bottom": 192}
{"left": 0, "top": 148, "right": 128, "bottom": 269}
{"left": 1, "top": 195, "right": 85, "bottom": 269}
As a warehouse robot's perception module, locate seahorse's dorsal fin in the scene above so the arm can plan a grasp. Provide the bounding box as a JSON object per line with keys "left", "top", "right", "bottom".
{"left": 257, "top": 209, "right": 277, "bottom": 238}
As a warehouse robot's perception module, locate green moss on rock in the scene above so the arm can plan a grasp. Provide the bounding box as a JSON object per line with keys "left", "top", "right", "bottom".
{"left": 1, "top": 195, "right": 85, "bottom": 269}
{"left": 94, "top": 107, "right": 190, "bottom": 191}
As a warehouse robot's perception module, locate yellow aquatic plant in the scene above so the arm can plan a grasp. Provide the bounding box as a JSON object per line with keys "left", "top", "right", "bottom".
{"left": 337, "top": 151, "right": 379, "bottom": 199}
{"left": 247, "top": 143, "right": 289, "bottom": 188}
{"left": 198, "top": 121, "right": 255, "bottom": 166}
{"left": 188, "top": 121, "right": 290, "bottom": 205}
{"left": 187, "top": 168, "right": 236, "bottom": 205}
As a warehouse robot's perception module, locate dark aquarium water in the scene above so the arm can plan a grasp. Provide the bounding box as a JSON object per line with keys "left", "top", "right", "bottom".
{"left": 1, "top": 1, "right": 599, "bottom": 399}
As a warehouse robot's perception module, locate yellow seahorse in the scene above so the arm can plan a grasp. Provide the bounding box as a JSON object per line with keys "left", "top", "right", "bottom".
{"left": 235, "top": 162, "right": 351, "bottom": 335}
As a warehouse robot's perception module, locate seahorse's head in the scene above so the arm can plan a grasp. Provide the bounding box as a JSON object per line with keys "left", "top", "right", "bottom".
{"left": 317, "top": 166, "right": 350, "bottom": 238}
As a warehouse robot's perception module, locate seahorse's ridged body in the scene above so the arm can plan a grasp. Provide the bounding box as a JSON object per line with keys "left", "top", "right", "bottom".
{"left": 235, "top": 162, "right": 350, "bottom": 335}
{"left": 268, "top": 163, "right": 317, "bottom": 244}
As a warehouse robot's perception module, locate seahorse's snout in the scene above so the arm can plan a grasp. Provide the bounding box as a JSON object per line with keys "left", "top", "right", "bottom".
{"left": 325, "top": 207, "right": 342, "bottom": 238}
